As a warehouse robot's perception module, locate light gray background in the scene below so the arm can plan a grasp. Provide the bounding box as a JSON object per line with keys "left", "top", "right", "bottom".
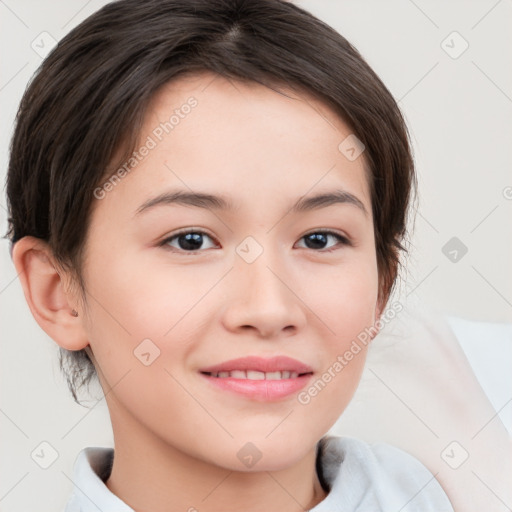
{"left": 1, "top": 1, "right": 511, "bottom": 511}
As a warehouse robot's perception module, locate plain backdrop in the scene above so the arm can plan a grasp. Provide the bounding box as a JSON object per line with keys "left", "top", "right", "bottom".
{"left": 1, "top": 1, "right": 511, "bottom": 511}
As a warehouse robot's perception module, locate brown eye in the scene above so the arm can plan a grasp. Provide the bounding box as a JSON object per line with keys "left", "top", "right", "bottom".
{"left": 297, "top": 231, "right": 351, "bottom": 251}
{"left": 160, "top": 230, "right": 217, "bottom": 252}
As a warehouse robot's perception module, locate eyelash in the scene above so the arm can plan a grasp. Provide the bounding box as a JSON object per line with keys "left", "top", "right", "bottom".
{"left": 158, "top": 228, "right": 352, "bottom": 254}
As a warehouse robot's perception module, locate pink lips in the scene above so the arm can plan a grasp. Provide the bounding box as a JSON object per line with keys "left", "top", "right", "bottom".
{"left": 199, "top": 356, "right": 314, "bottom": 402}
{"left": 200, "top": 355, "right": 313, "bottom": 374}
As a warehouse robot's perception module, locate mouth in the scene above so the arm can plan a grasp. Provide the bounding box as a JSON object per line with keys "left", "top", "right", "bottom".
{"left": 201, "top": 370, "right": 311, "bottom": 380}
{"left": 199, "top": 356, "right": 314, "bottom": 401}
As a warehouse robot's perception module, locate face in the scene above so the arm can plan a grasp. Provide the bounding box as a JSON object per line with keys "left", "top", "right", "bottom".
{"left": 79, "top": 72, "right": 381, "bottom": 471}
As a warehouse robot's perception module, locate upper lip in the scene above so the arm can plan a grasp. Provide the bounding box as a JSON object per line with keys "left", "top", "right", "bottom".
{"left": 199, "top": 356, "right": 314, "bottom": 374}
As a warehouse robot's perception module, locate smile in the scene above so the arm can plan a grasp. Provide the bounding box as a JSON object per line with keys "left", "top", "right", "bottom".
{"left": 202, "top": 370, "right": 307, "bottom": 380}
{"left": 199, "top": 356, "right": 314, "bottom": 401}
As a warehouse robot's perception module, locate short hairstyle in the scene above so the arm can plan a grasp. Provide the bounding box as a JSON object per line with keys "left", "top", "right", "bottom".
{"left": 6, "top": 0, "right": 416, "bottom": 404}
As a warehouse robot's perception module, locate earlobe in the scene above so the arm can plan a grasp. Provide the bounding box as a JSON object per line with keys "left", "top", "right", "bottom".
{"left": 11, "top": 236, "right": 89, "bottom": 351}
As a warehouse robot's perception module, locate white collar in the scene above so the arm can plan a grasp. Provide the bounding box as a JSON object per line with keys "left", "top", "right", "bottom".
{"left": 64, "top": 436, "right": 453, "bottom": 511}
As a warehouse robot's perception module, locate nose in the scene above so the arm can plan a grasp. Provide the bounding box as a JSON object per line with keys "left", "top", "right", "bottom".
{"left": 220, "top": 248, "right": 307, "bottom": 339}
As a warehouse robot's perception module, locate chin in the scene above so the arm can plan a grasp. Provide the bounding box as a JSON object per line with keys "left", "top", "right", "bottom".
{"left": 208, "top": 431, "right": 319, "bottom": 473}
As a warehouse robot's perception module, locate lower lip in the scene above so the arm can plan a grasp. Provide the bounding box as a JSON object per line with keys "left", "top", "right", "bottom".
{"left": 200, "top": 373, "right": 313, "bottom": 401}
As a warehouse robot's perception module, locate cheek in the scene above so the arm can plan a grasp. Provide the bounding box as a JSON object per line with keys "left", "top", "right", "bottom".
{"left": 83, "top": 249, "right": 219, "bottom": 338}
{"left": 297, "top": 252, "right": 379, "bottom": 339}
{"left": 293, "top": 254, "right": 378, "bottom": 411}
{"left": 80, "top": 249, "right": 226, "bottom": 392}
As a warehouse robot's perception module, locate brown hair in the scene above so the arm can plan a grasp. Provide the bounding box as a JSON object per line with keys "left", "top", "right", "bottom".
{"left": 6, "top": 0, "right": 416, "bottom": 404}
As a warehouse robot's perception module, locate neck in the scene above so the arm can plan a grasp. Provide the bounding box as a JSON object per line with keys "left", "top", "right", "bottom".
{"left": 105, "top": 404, "right": 328, "bottom": 512}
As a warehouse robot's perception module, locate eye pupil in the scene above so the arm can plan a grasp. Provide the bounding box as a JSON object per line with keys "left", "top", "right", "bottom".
{"left": 305, "top": 233, "right": 327, "bottom": 249}
{"left": 179, "top": 232, "right": 203, "bottom": 250}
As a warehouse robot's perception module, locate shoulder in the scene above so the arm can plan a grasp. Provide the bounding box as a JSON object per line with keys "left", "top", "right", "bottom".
{"left": 315, "top": 436, "right": 454, "bottom": 511}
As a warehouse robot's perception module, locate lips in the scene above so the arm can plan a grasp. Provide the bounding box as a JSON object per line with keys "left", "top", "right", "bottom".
{"left": 199, "top": 356, "right": 314, "bottom": 401}
{"left": 199, "top": 355, "right": 314, "bottom": 376}
{"left": 206, "top": 370, "right": 301, "bottom": 380}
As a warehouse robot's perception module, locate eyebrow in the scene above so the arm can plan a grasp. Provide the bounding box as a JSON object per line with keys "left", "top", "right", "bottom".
{"left": 134, "top": 188, "right": 368, "bottom": 217}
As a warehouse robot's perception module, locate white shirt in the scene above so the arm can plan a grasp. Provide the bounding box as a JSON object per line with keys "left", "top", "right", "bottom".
{"left": 64, "top": 435, "right": 454, "bottom": 511}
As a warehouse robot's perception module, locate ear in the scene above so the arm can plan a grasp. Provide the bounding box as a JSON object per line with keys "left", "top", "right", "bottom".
{"left": 11, "top": 236, "right": 89, "bottom": 351}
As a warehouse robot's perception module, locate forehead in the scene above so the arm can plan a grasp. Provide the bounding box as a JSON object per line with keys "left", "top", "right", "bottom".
{"left": 144, "top": 71, "right": 359, "bottom": 157}
{"left": 94, "top": 71, "right": 371, "bottom": 222}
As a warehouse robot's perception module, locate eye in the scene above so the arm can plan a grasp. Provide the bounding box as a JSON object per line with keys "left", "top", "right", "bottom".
{"left": 158, "top": 228, "right": 351, "bottom": 254}
{"left": 295, "top": 230, "right": 351, "bottom": 252}
{"left": 159, "top": 229, "right": 218, "bottom": 253}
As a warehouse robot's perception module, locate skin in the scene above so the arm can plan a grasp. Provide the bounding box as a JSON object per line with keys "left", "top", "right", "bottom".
{"left": 13, "top": 72, "right": 383, "bottom": 512}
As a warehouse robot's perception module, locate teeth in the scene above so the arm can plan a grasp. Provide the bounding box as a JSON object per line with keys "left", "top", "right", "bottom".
{"left": 246, "top": 370, "right": 265, "bottom": 380}
{"left": 209, "top": 370, "right": 303, "bottom": 380}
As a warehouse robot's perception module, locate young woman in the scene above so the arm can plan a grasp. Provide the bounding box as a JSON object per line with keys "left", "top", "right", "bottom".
{"left": 7, "top": 0, "right": 454, "bottom": 510}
